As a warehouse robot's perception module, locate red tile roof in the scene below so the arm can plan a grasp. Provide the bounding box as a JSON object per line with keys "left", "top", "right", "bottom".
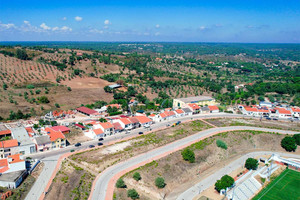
{"left": 244, "top": 106, "right": 258, "bottom": 112}
{"left": 99, "top": 122, "right": 114, "bottom": 129}
{"left": 208, "top": 105, "right": 219, "bottom": 111}
{"left": 51, "top": 126, "right": 70, "bottom": 133}
{"left": 149, "top": 114, "right": 156, "bottom": 117}
{"left": 25, "top": 127, "right": 34, "bottom": 134}
{"left": 0, "top": 159, "right": 8, "bottom": 173}
{"left": 291, "top": 107, "right": 300, "bottom": 112}
{"left": 76, "top": 106, "right": 97, "bottom": 115}
{"left": 0, "top": 129, "right": 11, "bottom": 136}
{"left": 45, "top": 127, "right": 65, "bottom": 142}
{"left": 276, "top": 108, "right": 292, "bottom": 115}
{"left": 134, "top": 116, "right": 152, "bottom": 124}
{"left": 8, "top": 154, "right": 24, "bottom": 164}
{"left": 166, "top": 111, "right": 176, "bottom": 116}
{"left": 75, "top": 124, "right": 85, "bottom": 129}
{"left": 188, "top": 103, "right": 200, "bottom": 110}
{"left": 93, "top": 128, "right": 104, "bottom": 135}
{"left": 113, "top": 122, "right": 123, "bottom": 130}
{"left": 119, "top": 118, "right": 132, "bottom": 125}
{"left": 175, "top": 109, "right": 184, "bottom": 114}
{"left": 0, "top": 139, "right": 18, "bottom": 148}
{"left": 128, "top": 117, "right": 139, "bottom": 124}
{"left": 159, "top": 113, "right": 167, "bottom": 118}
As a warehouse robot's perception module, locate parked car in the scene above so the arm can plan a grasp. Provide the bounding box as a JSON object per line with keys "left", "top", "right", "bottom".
{"left": 98, "top": 138, "right": 104, "bottom": 141}
{"left": 273, "top": 118, "right": 278, "bottom": 120}
{"left": 75, "top": 143, "right": 81, "bottom": 147}
{"left": 70, "top": 149, "right": 75, "bottom": 152}
{"left": 138, "top": 132, "right": 143, "bottom": 135}
{"left": 266, "top": 117, "right": 272, "bottom": 120}
{"left": 144, "top": 124, "right": 150, "bottom": 128}
{"left": 176, "top": 121, "right": 181, "bottom": 125}
{"left": 97, "top": 142, "right": 103, "bottom": 146}
{"left": 89, "top": 145, "right": 95, "bottom": 148}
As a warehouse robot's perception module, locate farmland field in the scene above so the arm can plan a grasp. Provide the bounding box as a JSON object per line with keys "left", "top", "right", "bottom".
{"left": 252, "top": 169, "right": 300, "bottom": 200}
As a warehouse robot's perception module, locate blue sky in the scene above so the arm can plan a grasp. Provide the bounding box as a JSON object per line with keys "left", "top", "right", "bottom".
{"left": 0, "top": 0, "right": 299, "bottom": 42}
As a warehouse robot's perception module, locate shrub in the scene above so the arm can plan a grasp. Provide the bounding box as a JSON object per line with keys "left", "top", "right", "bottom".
{"left": 116, "top": 178, "right": 126, "bottom": 188}
{"left": 127, "top": 189, "right": 139, "bottom": 199}
{"left": 67, "top": 87, "right": 72, "bottom": 91}
{"left": 2, "top": 83, "right": 7, "bottom": 90}
{"left": 38, "top": 96, "right": 50, "bottom": 104}
{"left": 293, "top": 134, "right": 300, "bottom": 146}
{"left": 181, "top": 148, "right": 195, "bottom": 163}
{"left": 281, "top": 136, "right": 297, "bottom": 152}
{"left": 216, "top": 139, "right": 227, "bottom": 150}
{"left": 55, "top": 103, "right": 60, "bottom": 108}
{"left": 245, "top": 158, "right": 258, "bottom": 170}
{"left": 133, "top": 172, "right": 141, "bottom": 181}
{"left": 215, "top": 175, "right": 234, "bottom": 192}
{"left": 35, "top": 89, "right": 41, "bottom": 94}
{"left": 155, "top": 177, "right": 166, "bottom": 188}
{"left": 26, "top": 84, "right": 35, "bottom": 89}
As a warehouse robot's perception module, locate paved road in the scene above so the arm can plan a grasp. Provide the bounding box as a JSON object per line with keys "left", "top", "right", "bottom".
{"left": 89, "top": 126, "right": 298, "bottom": 200}
{"left": 26, "top": 112, "right": 238, "bottom": 200}
{"left": 25, "top": 154, "right": 61, "bottom": 200}
{"left": 176, "top": 151, "right": 300, "bottom": 200}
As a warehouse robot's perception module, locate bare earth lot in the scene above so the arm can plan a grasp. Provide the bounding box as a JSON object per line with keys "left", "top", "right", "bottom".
{"left": 115, "top": 130, "right": 300, "bottom": 200}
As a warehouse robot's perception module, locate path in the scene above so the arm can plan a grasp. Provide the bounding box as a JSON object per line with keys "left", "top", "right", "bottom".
{"left": 88, "top": 126, "right": 298, "bottom": 200}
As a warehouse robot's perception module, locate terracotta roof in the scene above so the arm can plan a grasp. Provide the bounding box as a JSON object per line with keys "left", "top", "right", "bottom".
{"left": 276, "top": 108, "right": 292, "bottom": 115}
{"left": 84, "top": 121, "right": 98, "bottom": 125}
{"left": 75, "top": 124, "right": 85, "bottom": 129}
{"left": 0, "top": 159, "right": 9, "bottom": 173}
{"left": 208, "top": 105, "right": 219, "bottom": 111}
{"left": 93, "top": 128, "right": 104, "bottom": 135}
{"left": 159, "top": 113, "right": 167, "bottom": 118}
{"left": 119, "top": 118, "right": 132, "bottom": 125}
{"left": 166, "top": 111, "right": 176, "bottom": 116}
{"left": 45, "top": 127, "right": 65, "bottom": 142}
{"left": 0, "top": 139, "right": 18, "bottom": 148}
{"left": 99, "top": 122, "right": 114, "bottom": 129}
{"left": 129, "top": 99, "right": 135, "bottom": 103}
{"left": 76, "top": 106, "right": 97, "bottom": 115}
{"left": 0, "top": 129, "right": 11, "bottom": 136}
{"left": 149, "top": 114, "right": 156, "bottom": 117}
{"left": 8, "top": 154, "right": 23, "bottom": 164}
{"left": 291, "top": 107, "right": 300, "bottom": 112}
{"left": 51, "top": 126, "right": 70, "bottom": 133}
{"left": 134, "top": 116, "right": 152, "bottom": 124}
{"left": 113, "top": 122, "right": 123, "bottom": 130}
{"left": 188, "top": 103, "right": 200, "bottom": 110}
{"left": 244, "top": 106, "right": 258, "bottom": 112}
{"left": 175, "top": 109, "right": 184, "bottom": 114}
{"left": 25, "top": 127, "right": 34, "bottom": 134}
{"left": 257, "top": 108, "right": 270, "bottom": 113}
{"left": 128, "top": 117, "right": 139, "bottom": 124}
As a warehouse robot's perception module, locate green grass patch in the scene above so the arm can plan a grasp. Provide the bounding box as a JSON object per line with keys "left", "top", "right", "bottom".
{"left": 253, "top": 169, "right": 300, "bottom": 200}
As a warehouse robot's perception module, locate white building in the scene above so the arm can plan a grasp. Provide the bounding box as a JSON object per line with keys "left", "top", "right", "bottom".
{"left": 11, "top": 127, "right": 36, "bottom": 155}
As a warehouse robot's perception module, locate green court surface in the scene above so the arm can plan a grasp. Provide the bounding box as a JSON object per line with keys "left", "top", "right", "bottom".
{"left": 253, "top": 169, "right": 300, "bottom": 200}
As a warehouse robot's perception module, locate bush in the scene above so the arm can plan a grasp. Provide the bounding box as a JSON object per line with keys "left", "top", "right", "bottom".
{"left": 127, "top": 189, "right": 139, "bottom": 199}
{"left": 155, "top": 177, "right": 166, "bottom": 188}
{"left": 67, "top": 87, "right": 72, "bottom": 91}
{"left": 181, "top": 148, "right": 195, "bottom": 163}
{"left": 281, "top": 136, "right": 297, "bottom": 152}
{"left": 116, "top": 178, "right": 126, "bottom": 188}
{"left": 215, "top": 175, "right": 234, "bottom": 192}
{"left": 216, "top": 139, "right": 227, "bottom": 150}
{"left": 55, "top": 103, "right": 60, "bottom": 108}
{"left": 133, "top": 172, "right": 141, "bottom": 181}
{"left": 35, "top": 89, "right": 41, "bottom": 94}
{"left": 293, "top": 134, "right": 300, "bottom": 146}
{"left": 38, "top": 96, "right": 50, "bottom": 104}
{"left": 26, "top": 84, "right": 35, "bottom": 89}
{"left": 245, "top": 158, "right": 258, "bottom": 170}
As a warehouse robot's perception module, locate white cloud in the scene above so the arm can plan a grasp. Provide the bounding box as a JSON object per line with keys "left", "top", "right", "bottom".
{"left": 154, "top": 32, "right": 160, "bottom": 36}
{"left": 24, "top": 20, "right": 30, "bottom": 25}
{"left": 144, "top": 32, "right": 150, "bottom": 36}
{"left": 0, "top": 22, "right": 16, "bottom": 30}
{"left": 199, "top": 26, "right": 206, "bottom": 30}
{"left": 90, "top": 29, "right": 103, "bottom": 34}
{"left": 75, "top": 16, "right": 83, "bottom": 21}
{"left": 155, "top": 24, "right": 160, "bottom": 28}
{"left": 61, "top": 26, "right": 72, "bottom": 31}
{"left": 104, "top": 19, "right": 110, "bottom": 25}
{"left": 40, "top": 23, "right": 51, "bottom": 30}
{"left": 103, "top": 25, "right": 109, "bottom": 29}
{"left": 52, "top": 27, "right": 59, "bottom": 31}
{"left": 62, "top": 17, "right": 67, "bottom": 21}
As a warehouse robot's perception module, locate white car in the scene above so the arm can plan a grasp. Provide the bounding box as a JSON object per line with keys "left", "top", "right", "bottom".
{"left": 144, "top": 124, "right": 150, "bottom": 128}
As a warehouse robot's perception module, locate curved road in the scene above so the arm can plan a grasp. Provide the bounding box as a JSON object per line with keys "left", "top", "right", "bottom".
{"left": 89, "top": 126, "right": 298, "bottom": 200}
{"left": 176, "top": 151, "right": 300, "bottom": 200}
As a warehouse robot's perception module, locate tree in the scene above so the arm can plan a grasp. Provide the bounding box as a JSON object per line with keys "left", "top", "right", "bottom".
{"left": 116, "top": 178, "right": 126, "bottom": 188}
{"left": 38, "top": 96, "right": 50, "bottom": 104}
{"left": 55, "top": 103, "right": 60, "bottom": 108}
{"left": 245, "top": 158, "right": 258, "bottom": 170}
{"left": 293, "top": 134, "right": 300, "bottom": 146}
{"left": 133, "top": 172, "right": 141, "bottom": 181}
{"left": 214, "top": 175, "right": 234, "bottom": 192}
{"left": 67, "top": 87, "right": 72, "bottom": 91}
{"left": 281, "top": 136, "right": 297, "bottom": 152}
{"left": 181, "top": 148, "right": 195, "bottom": 163}
{"left": 99, "top": 118, "right": 107, "bottom": 122}
{"left": 127, "top": 189, "right": 139, "bottom": 200}
{"left": 16, "top": 49, "right": 29, "bottom": 60}
{"left": 155, "top": 177, "right": 166, "bottom": 188}
{"left": 104, "top": 86, "right": 113, "bottom": 93}
{"left": 216, "top": 139, "right": 228, "bottom": 150}
{"left": 2, "top": 83, "right": 7, "bottom": 90}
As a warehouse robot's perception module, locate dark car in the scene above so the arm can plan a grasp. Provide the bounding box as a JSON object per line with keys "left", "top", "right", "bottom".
{"left": 98, "top": 138, "right": 104, "bottom": 141}
{"left": 273, "top": 118, "right": 278, "bottom": 120}
{"left": 138, "top": 132, "right": 143, "bottom": 135}
{"left": 97, "top": 142, "right": 103, "bottom": 146}
{"left": 75, "top": 143, "right": 81, "bottom": 147}
{"left": 89, "top": 145, "right": 95, "bottom": 148}
{"left": 266, "top": 117, "right": 272, "bottom": 120}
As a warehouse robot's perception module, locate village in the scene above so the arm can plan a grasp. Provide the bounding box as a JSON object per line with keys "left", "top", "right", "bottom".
{"left": 0, "top": 95, "right": 299, "bottom": 190}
